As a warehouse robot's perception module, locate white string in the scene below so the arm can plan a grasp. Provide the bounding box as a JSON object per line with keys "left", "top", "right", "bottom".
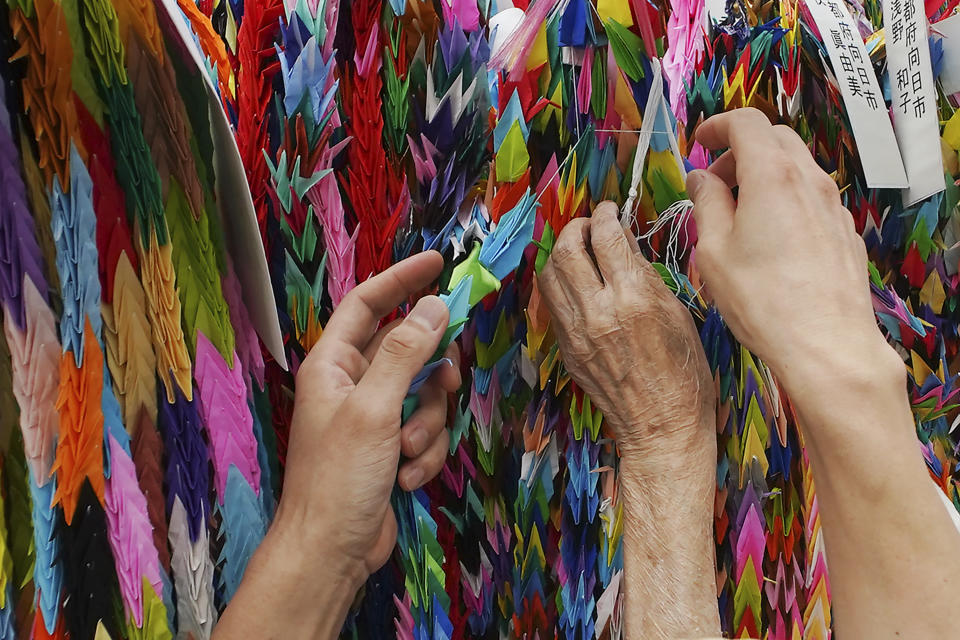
{"left": 618, "top": 58, "right": 688, "bottom": 231}
{"left": 619, "top": 58, "right": 663, "bottom": 229}
{"left": 638, "top": 198, "right": 694, "bottom": 275}
{"left": 637, "top": 197, "right": 705, "bottom": 316}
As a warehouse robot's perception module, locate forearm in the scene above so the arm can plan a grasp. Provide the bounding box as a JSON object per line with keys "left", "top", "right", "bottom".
{"left": 213, "top": 522, "right": 365, "bottom": 640}
{"left": 780, "top": 337, "right": 960, "bottom": 638}
{"left": 619, "top": 444, "right": 721, "bottom": 639}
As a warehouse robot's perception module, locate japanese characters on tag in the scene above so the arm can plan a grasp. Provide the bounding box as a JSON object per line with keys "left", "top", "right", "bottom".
{"left": 885, "top": 0, "right": 945, "bottom": 205}
{"left": 805, "top": 0, "right": 908, "bottom": 188}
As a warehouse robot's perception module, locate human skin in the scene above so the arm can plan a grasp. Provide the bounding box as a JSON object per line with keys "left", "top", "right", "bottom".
{"left": 214, "top": 251, "right": 460, "bottom": 640}
{"left": 538, "top": 202, "right": 722, "bottom": 639}
{"left": 215, "top": 107, "right": 960, "bottom": 639}
{"left": 689, "top": 108, "right": 960, "bottom": 639}
{"left": 541, "top": 107, "right": 960, "bottom": 640}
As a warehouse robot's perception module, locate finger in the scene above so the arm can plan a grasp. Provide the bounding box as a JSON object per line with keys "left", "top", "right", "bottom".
{"left": 323, "top": 251, "right": 444, "bottom": 350}
{"left": 771, "top": 124, "right": 833, "bottom": 184}
{"left": 362, "top": 318, "right": 403, "bottom": 362}
{"left": 365, "top": 508, "right": 397, "bottom": 572}
{"left": 768, "top": 125, "right": 844, "bottom": 212}
{"left": 771, "top": 124, "right": 813, "bottom": 163}
{"left": 537, "top": 260, "right": 574, "bottom": 322}
{"left": 621, "top": 219, "right": 642, "bottom": 254}
{"left": 695, "top": 108, "right": 780, "bottom": 186}
{"left": 687, "top": 170, "right": 736, "bottom": 242}
{"left": 588, "top": 201, "right": 637, "bottom": 287}
{"left": 366, "top": 321, "right": 460, "bottom": 391}
{"left": 399, "top": 428, "right": 450, "bottom": 491}
{"left": 354, "top": 295, "right": 449, "bottom": 412}
{"left": 629, "top": 238, "right": 662, "bottom": 284}
{"left": 435, "top": 342, "right": 461, "bottom": 393}
{"left": 551, "top": 218, "right": 604, "bottom": 299}
{"left": 299, "top": 339, "right": 370, "bottom": 388}
{"left": 705, "top": 150, "right": 737, "bottom": 188}
{"left": 400, "top": 382, "right": 447, "bottom": 458}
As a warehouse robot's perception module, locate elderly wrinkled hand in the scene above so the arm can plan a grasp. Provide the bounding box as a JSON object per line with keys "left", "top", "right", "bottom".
{"left": 538, "top": 201, "right": 715, "bottom": 466}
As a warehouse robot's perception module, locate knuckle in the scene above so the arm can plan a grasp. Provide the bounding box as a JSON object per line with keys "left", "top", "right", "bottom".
{"left": 296, "top": 352, "right": 336, "bottom": 386}
{"left": 340, "top": 281, "right": 366, "bottom": 307}
{"left": 772, "top": 124, "right": 794, "bottom": 146}
{"left": 695, "top": 237, "right": 719, "bottom": 266}
{"left": 556, "top": 219, "right": 588, "bottom": 249}
{"left": 738, "top": 106, "right": 768, "bottom": 125}
{"left": 614, "top": 288, "right": 647, "bottom": 317}
{"left": 551, "top": 234, "right": 580, "bottom": 261}
{"left": 772, "top": 124, "right": 803, "bottom": 148}
{"left": 380, "top": 325, "right": 421, "bottom": 359}
{"left": 771, "top": 123, "right": 794, "bottom": 137}
{"left": 815, "top": 172, "right": 840, "bottom": 197}
{"left": 592, "top": 226, "right": 621, "bottom": 252}
{"left": 767, "top": 153, "right": 798, "bottom": 178}
{"left": 550, "top": 242, "right": 574, "bottom": 263}
{"left": 296, "top": 360, "right": 353, "bottom": 400}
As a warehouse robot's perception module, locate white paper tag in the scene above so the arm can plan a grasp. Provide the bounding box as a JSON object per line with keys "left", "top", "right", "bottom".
{"left": 805, "top": 0, "right": 909, "bottom": 189}
{"left": 933, "top": 14, "right": 960, "bottom": 94}
{"left": 154, "top": 0, "right": 287, "bottom": 369}
{"left": 705, "top": 0, "right": 729, "bottom": 21}
{"left": 885, "top": 0, "right": 946, "bottom": 205}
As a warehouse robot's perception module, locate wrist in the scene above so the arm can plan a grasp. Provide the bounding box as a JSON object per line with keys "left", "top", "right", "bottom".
{"left": 773, "top": 329, "right": 903, "bottom": 400}
{"left": 268, "top": 512, "right": 368, "bottom": 593}
{"left": 257, "top": 514, "right": 366, "bottom": 637}
{"left": 216, "top": 518, "right": 365, "bottom": 640}
{"left": 614, "top": 408, "right": 717, "bottom": 485}
{"left": 775, "top": 332, "right": 922, "bottom": 488}
{"left": 777, "top": 333, "right": 908, "bottom": 425}
{"left": 619, "top": 453, "right": 716, "bottom": 518}
{"left": 618, "top": 448, "right": 720, "bottom": 638}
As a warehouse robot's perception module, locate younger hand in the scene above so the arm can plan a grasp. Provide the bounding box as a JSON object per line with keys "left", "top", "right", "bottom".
{"left": 274, "top": 252, "right": 460, "bottom": 583}
{"left": 688, "top": 108, "right": 893, "bottom": 383}
{"left": 538, "top": 202, "right": 715, "bottom": 469}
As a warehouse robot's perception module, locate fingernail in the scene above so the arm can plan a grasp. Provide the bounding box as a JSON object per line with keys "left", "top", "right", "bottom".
{"left": 686, "top": 170, "right": 706, "bottom": 200}
{"left": 407, "top": 425, "right": 428, "bottom": 453}
{"left": 402, "top": 467, "right": 424, "bottom": 490}
{"left": 446, "top": 359, "right": 462, "bottom": 387}
{"left": 408, "top": 296, "right": 448, "bottom": 331}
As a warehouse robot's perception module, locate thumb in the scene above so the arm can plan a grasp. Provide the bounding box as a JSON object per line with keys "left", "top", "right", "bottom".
{"left": 687, "top": 169, "right": 735, "bottom": 243}
{"left": 354, "top": 295, "right": 449, "bottom": 414}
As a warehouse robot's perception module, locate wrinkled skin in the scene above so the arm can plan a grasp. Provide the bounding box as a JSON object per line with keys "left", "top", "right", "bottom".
{"left": 538, "top": 201, "right": 715, "bottom": 465}
{"left": 539, "top": 201, "right": 721, "bottom": 638}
